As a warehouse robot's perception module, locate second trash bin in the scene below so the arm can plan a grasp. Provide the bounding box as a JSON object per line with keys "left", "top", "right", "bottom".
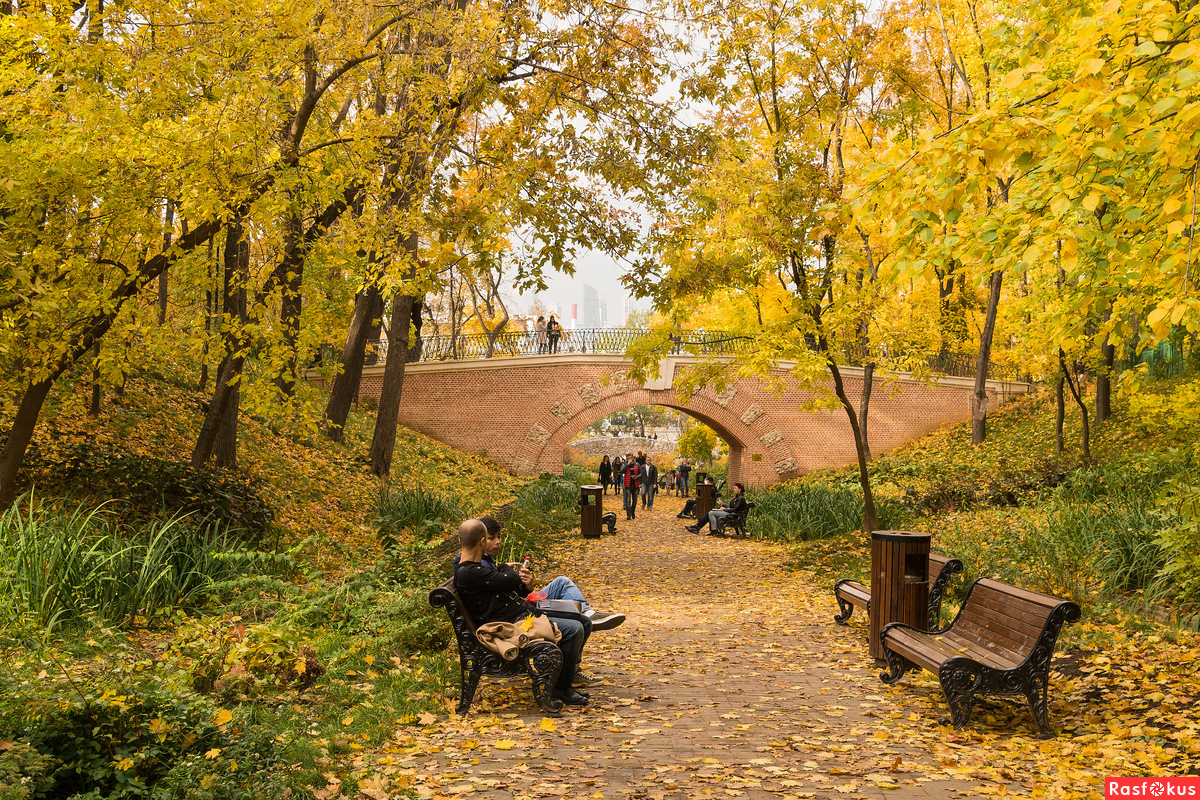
{"left": 580, "top": 485, "right": 603, "bottom": 538}
{"left": 868, "top": 530, "right": 931, "bottom": 661}
{"left": 695, "top": 479, "right": 715, "bottom": 522}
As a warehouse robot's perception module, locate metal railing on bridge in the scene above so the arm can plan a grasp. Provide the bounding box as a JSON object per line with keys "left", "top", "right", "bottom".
{"left": 358, "top": 328, "right": 1025, "bottom": 382}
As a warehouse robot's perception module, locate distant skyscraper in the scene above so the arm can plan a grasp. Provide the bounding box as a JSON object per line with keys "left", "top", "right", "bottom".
{"left": 582, "top": 285, "right": 601, "bottom": 328}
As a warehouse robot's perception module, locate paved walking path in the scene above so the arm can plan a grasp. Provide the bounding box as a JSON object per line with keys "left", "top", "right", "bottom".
{"left": 376, "top": 501, "right": 1041, "bottom": 799}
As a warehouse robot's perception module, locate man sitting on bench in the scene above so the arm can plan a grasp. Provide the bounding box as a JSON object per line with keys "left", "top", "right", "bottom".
{"left": 454, "top": 519, "right": 590, "bottom": 706}
{"left": 687, "top": 482, "right": 747, "bottom": 535}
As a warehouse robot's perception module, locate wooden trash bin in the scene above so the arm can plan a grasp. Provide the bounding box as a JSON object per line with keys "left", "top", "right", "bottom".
{"left": 580, "top": 485, "right": 603, "bottom": 538}
{"left": 695, "top": 481, "right": 715, "bottom": 522}
{"left": 869, "top": 531, "right": 931, "bottom": 661}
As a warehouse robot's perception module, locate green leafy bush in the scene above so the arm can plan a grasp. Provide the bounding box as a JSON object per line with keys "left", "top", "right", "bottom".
{"left": 0, "top": 741, "right": 59, "bottom": 800}
{"left": 752, "top": 481, "right": 908, "bottom": 542}
{"left": 0, "top": 669, "right": 222, "bottom": 799}
{"left": 0, "top": 499, "right": 249, "bottom": 633}
{"left": 168, "top": 619, "right": 324, "bottom": 700}
{"left": 21, "top": 442, "right": 274, "bottom": 544}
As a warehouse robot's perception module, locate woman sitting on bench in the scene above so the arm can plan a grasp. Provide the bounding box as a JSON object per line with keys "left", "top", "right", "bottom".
{"left": 687, "top": 482, "right": 746, "bottom": 535}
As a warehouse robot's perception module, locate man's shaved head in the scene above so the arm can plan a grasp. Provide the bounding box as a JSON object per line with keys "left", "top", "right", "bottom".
{"left": 458, "top": 518, "right": 486, "bottom": 549}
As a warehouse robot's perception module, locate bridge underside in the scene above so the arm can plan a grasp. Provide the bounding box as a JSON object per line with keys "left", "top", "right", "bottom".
{"left": 349, "top": 354, "right": 1029, "bottom": 487}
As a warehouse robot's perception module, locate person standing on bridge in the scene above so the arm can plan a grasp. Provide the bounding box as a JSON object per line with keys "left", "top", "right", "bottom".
{"left": 536, "top": 315, "right": 548, "bottom": 354}
{"left": 547, "top": 314, "right": 562, "bottom": 353}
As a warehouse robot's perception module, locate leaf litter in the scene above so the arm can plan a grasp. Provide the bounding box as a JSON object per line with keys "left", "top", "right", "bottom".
{"left": 341, "top": 502, "right": 1198, "bottom": 799}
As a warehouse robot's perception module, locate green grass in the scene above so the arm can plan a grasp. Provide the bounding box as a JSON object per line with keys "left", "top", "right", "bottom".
{"left": 0, "top": 497, "right": 249, "bottom": 634}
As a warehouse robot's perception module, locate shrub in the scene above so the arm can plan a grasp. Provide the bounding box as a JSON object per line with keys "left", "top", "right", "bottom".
{"left": 0, "top": 668, "right": 223, "bottom": 799}
{"left": 375, "top": 485, "right": 467, "bottom": 553}
{"left": 168, "top": 619, "right": 325, "bottom": 700}
{"left": 21, "top": 442, "right": 274, "bottom": 544}
{"left": 0, "top": 742, "right": 59, "bottom": 800}
{"left": 0, "top": 499, "right": 249, "bottom": 633}
{"left": 752, "top": 481, "right": 908, "bottom": 542}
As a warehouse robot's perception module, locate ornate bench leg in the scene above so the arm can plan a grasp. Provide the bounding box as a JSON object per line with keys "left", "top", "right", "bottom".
{"left": 880, "top": 646, "right": 912, "bottom": 684}
{"left": 1024, "top": 673, "right": 1055, "bottom": 739}
{"left": 938, "top": 660, "right": 982, "bottom": 730}
{"left": 458, "top": 657, "right": 481, "bottom": 715}
{"left": 524, "top": 644, "right": 564, "bottom": 716}
{"left": 834, "top": 595, "right": 855, "bottom": 624}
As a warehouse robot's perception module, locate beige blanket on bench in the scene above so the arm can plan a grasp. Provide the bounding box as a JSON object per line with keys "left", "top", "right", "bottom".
{"left": 475, "top": 615, "right": 562, "bottom": 661}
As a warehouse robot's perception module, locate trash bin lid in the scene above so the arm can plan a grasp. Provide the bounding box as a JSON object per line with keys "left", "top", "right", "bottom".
{"left": 870, "top": 530, "right": 931, "bottom": 542}
{"left": 580, "top": 484, "right": 602, "bottom": 490}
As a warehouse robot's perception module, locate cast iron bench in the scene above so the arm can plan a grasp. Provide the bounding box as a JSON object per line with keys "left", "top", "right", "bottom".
{"left": 429, "top": 579, "right": 564, "bottom": 716}
{"left": 879, "top": 577, "right": 1081, "bottom": 738}
{"left": 833, "top": 552, "right": 963, "bottom": 631}
{"left": 713, "top": 501, "right": 755, "bottom": 538}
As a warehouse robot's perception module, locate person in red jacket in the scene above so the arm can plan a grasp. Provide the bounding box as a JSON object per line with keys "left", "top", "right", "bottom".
{"left": 620, "top": 452, "right": 641, "bottom": 520}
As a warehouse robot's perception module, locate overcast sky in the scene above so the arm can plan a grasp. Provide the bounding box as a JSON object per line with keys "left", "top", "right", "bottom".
{"left": 515, "top": 249, "right": 652, "bottom": 326}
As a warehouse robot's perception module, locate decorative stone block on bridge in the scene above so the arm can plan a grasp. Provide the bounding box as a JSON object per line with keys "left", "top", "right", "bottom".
{"left": 348, "top": 354, "right": 1029, "bottom": 487}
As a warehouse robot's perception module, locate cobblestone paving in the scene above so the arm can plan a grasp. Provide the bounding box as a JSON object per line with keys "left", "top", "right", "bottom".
{"left": 386, "top": 499, "right": 1014, "bottom": 799}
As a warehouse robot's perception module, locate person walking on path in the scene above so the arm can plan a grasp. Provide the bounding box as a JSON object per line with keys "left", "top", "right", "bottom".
{"left": 642, "top": 460, "right": 658, "bottom": 509}
{"left": 536, "top": 316, "right": 548, "bottom": 354}
{"left": 598, "top": 455, "right": 613, "bottom": 495}
{"left": 620, "top": 454, "right": 641, "bottom": 520}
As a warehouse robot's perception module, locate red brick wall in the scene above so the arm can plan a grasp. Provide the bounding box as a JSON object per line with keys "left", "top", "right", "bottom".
{"left": 341, "top": 354, "right": 1028, "bottom": 487}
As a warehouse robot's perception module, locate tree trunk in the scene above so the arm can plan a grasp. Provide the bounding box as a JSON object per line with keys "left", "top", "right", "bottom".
{"left": 1060, "top": 349, "right": 1091, "bottom": 464}
{"left": 158, "top": 200, "right": 174, "bottom": 325}
{"left": 1096, "top": 301, "right": 1115, "bottom": 423}
{"left": 828, "top": 358, "right": 878, "bottom": 533}
{"left": 971, "top": 268, "right": 1003, "bottom": 445}
{"left": 858, "top": 362, "right": 874, "bottom": 463}
{"left": 324, "top": 281, "right": 384, "bottom": 441}
{"left": 0, "top": 379, "right": 54, "bottom": 505}
{"left": 192, "top": 220, "right": 248, "bottom": 467}
{"left": 89, "top": 343, "right": 102, "bottom": 417}
{"left": 273, "top": 205, "right": 304, "bottom": 398}
{"left": 1055, "top": 374, "right": 1065, "bottom": 456}
{"left": 369, "top": 235, "right": 419, "bottom": 477}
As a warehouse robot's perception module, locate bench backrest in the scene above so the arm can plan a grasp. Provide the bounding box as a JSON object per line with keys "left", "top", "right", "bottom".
{"left": 948, "top": 578, "right": 1081, "bottom": 663}
{"left": 928, "top": 553, "right": 956, "bottom": 578}
{"left": 429, "top": 579, "right": 484, "bottom": 651}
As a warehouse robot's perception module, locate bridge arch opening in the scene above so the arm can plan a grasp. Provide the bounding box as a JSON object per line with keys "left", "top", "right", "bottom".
{"left": 535, "top": 394, "right": 754, "bottom": 487}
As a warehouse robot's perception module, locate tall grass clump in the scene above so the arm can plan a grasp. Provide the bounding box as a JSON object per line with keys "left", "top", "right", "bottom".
{"left": 752, "top": 481, "right": 908, "bottom": 542}
{"left": 0, "top": 497, "right": 246, "bottom": 633}
{"left": 498, "top": 467, "right": 592, "bottom": 563}
{"left": 374, "top": 484, "right": 467, "bottom": 552}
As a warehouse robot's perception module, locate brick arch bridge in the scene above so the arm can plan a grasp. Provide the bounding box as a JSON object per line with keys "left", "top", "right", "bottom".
{"left": 354, "top": 353, "right": 1029, "bottom": 487}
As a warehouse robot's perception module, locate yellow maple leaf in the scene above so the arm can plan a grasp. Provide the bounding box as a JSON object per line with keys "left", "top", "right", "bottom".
{"left": 540, "top": 718, "right": 558, "bottom": 732}
{"left": 520, "top": 615, "right": 535, "bottom": 632}
{"left": 494, "top": 739, "right": 516, "bottom": 750}
{"left": 214, "top": 709, "right": 233, "bottom": 727}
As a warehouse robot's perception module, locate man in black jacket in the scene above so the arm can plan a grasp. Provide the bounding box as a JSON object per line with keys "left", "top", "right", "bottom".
{"left": 454, "top": 519, "right": 589, "bottom": 706}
